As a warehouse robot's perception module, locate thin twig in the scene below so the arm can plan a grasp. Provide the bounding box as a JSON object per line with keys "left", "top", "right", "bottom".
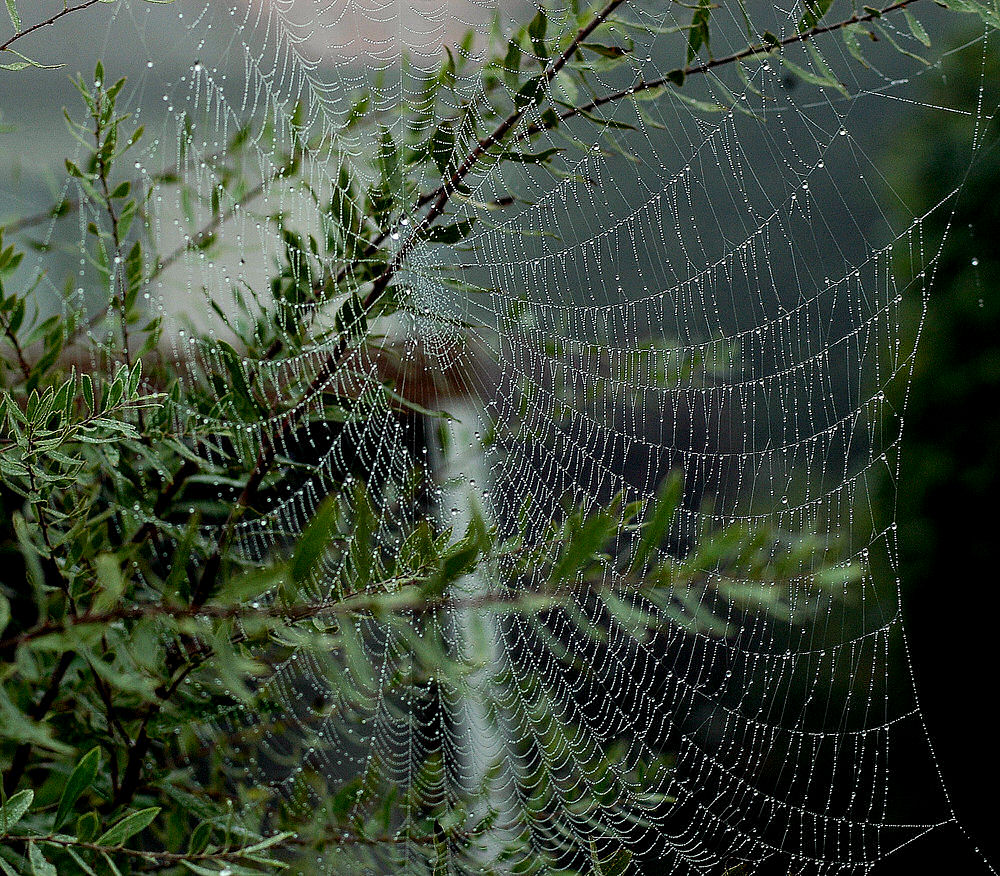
{"left": 0, "top": 0, "right": 104, "bottom": 54}
{"left": 525, "top": 0, "right": 921, "bottom": 138}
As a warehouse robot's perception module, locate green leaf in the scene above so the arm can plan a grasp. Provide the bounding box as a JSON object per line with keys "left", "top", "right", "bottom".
{"left": 903, "top": 8, "right": 931, "bottom": 45}
{"left": 240, "top": 831, "right": 297, "bottom": 854}
{"left": 76, "top": 811, "right": 99, "bottom": 842}
{"left": 591, "top": 842, "right": 633, "bottom": 876}
{"left": 514, "top": 75, "right": 546, "bottom": 108}
{"left": 501, "top": 147, "right": 563, "bottom": 164}
{"left": 63, "top": 848, "right": 98, "bottom": 876}
{"left": 376, "top": 128, "right": 402, "bottom": 199}
{"left": 95, "top": 807, "right": 160, "bottom": 847}
{"left": 0, "top": 49, "right": 61, "bottom": 72}
{"left": 0, "top": 789, "right": 33, "bottom": 834}
{"left": 632, "top": 471, "right": 684, "bottom": 573}
{"left": 187, "top": 820, "right": 212, "bottom": 855}
{"left": 842, "top": 23, "right": 868, "bottom": 66}
{"left": 687, "top": 0, "right": 712, "bottom": 64}
{"left": 5, "top": 0, "right": 19, "bottom": 32}
{"left": 28, "top": 843, "right": 57, "bottom": 876}
{"left": 430, "top": 121, "right": 456, "bottom": 176}
{"left": 333, "top": 291, "right": 368, "bottom": 343}
{"left": 527, "top": 8, "right": 548, "bottom": 59}
{"left": 54, "top": 747, "right": 101, "bottom": 829}
{"left": 798, "top": 0, "right": 833, "bottom": 31}
{"left": 92, "top": 553, "right": 127, "bottom": 614}
{"left": 291, "top": 497, "right": 339, "bottom": 584}
{"left": 779, "top": 50, "right": 848, "bottom": 97}
{"left": 581, "top": 42, "right": 629, "bottom": 58}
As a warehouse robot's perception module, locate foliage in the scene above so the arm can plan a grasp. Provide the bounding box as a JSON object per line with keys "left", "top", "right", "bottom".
{"left": 0, "top": 0, "right": 995, "bottom": 873}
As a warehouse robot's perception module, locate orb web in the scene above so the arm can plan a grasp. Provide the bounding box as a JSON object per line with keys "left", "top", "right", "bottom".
{"left": 20, "top": 0, "right": 998, "bottom": 872}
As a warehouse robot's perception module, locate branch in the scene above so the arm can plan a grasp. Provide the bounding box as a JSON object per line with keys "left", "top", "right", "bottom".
{"left": 0, "top": 833, "right": 285, "bottom": 867}
{"left": 527, "top": 0, "right": 921, "bottom": 137}
{"left": 0, "top": 0, "right": 104, "bottom": 55}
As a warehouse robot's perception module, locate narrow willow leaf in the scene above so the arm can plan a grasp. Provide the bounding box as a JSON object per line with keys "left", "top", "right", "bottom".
{"left": 632, "top": 471, "right": 684, "bottom": 573}
{"left": 798, "top": 0, "right": 833, "bottom": 31}
{"left": 187, "top": 820, "right": 212, "bottom": 854}
{"left": 95, "top": 806, "right": 160, "bottom": 847}
{"left": 76, "top": 811, "right": 99, "bottom": 842}
{"left": 292, "top": 497, "right": 339, "bottom": 584}
{"left": 28, "top": 843, "right": 57, "bottom": 876}
{"left": 842, "top": 23, "right": 869, "bottom": 66}
{"left": 54, "top": 747, "right": 101, "bottom": 829}
{"left": 424, "top": 218, "right": 477, "bottom": 244}
{"left": 500, "top": 147, "right": 563, "bottom": 164}
{"left": 5, "top": 0, "right": 19, "bottom": 32}
{"left": 903, "top": 8, "right": 931, "bottom": 46}
{"left": 779, "top": 52, "right": 848, "bottom": 97}
{"left": 527, "top": 8, "right": 547, "bottom": 59}
{"left": 0, "top": 789, "right": 33, "bottom": 835}
{"left": 64, "top": 848, "right": 98, "bottom": 876}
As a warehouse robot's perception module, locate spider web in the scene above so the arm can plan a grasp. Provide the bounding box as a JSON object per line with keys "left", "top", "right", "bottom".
{"left": 17, "top": 0, "right": 998, "bottom": 872}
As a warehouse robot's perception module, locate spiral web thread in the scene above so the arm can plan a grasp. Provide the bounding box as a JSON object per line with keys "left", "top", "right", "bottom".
{"left": 40, "top": 0, "right": 998, "bottom": 871}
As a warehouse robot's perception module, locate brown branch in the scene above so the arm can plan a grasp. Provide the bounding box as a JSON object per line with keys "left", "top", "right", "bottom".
{"left": 0, "top": 570, "right": 556, "bottom": 653}
{"left": 524, "top": 0, "right": 921, "bottom": 139}
{"left": 0, "top": 0, "right": 104, "bottom": 55}
{"left": 2, "top": 822, "right": 461, "bottom": 863}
